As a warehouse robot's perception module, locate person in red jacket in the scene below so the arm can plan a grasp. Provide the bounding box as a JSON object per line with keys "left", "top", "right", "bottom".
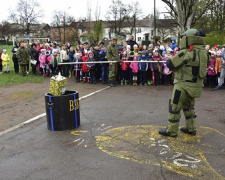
{"left": 81, "top": 52, "right": 90, "bottom": 83}
{"left": 120, "top": 54, "right": 129, "bottom": 85}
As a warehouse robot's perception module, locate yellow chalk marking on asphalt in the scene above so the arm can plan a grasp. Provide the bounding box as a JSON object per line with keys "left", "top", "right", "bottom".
{"left": 71, "top": 130, "right": 87, "bottom": 136}
{"left": 95, "top": 125, "right": 225, "bottom": 179}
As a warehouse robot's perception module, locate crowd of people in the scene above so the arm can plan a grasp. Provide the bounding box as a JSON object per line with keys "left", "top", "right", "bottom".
{"left": 0, "top": 35, "right": 224, "bottom": 89}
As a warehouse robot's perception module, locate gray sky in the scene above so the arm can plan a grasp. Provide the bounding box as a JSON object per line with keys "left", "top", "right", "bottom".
{"left": 0, "top": 0, "right": 168, "bottom": 24}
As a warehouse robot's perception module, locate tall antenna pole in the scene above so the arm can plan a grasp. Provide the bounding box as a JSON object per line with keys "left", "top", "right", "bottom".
{"left": 154, "top": 0, "right": 156, "bottom": 44}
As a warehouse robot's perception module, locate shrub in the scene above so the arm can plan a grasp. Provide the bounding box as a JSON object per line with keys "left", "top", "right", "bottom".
{"left": 8, "top": 41, "right": 13, "bottom": 45}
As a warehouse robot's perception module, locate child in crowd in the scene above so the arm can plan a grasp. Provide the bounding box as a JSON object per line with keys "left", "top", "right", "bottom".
{"left": 100, "top": 45, "right": 108, "bottom": 84}
{"left": 138, "top": 51, "right": 148, "bottom": 86}
{"left": 50, "top": 51, "right": 60, "bottom": 75}
{"left": 76, "top": 45, "right": 83, "bottom": 55}
{"left": 130, "top": 55, "right": 139, "bottom": 85}
{"left": 0, "top": 50, "right": 2, "bottom": 74}
{"left": 138, "top": 51, "right": 142, "bottom": 60}
{"left": 46, "top": 51, "right": 52, "bottom": 76}
{"left": 149, "top": 44, "right": 154, "bottom": 52}
{"left": 40, "top": 51, "right": 52, "bottom": 76}
{"left": 207, "top": 51, "right": 216, "bottom": 87}
{"left": 81, "top": 52, "right": 89, "bottom": 83}
{"left": 162, "top": 49, "right": 173, "bottom": 85}
{"left": 147, "top": 51, "right": 153, "bottom": 85}
{"left": 124, "top": 45, "right": 131, "bottom": 58}
{"left": 173, "top": 47, "right": 179, "bottom": 56}
{"left": 74, "top": 53, "right": 82, "bottom": 83}
{"left": 68, "top": 47, "right": 75, "bottom": 78}
{"left": 215, "top": 51, "right": 222, "bottom": 85}
{"left": 120, "top": 53, "right": 129, "bottom": 85}
{"left": 1, "top": 49, "right": 10, "bottom": 73}
{"left": 133, "top": 45, "right": 139, "bottom": 55}
{"left": 87, "top": 52, "right": 96, "bottom": 84}
{"left": 170, "top": 38, "right": 177, "bottom": 52}
{"left": 39, "top": 49, "right": 48, "bottom": 76}
{"left": 45, "top": 43, "right": 52, "bottom": 54}
{"left": 128, "top": 51, "right": 134, "bottom": 84}
{"left": 151, "top": 50, "right": 162, "bottom": 86}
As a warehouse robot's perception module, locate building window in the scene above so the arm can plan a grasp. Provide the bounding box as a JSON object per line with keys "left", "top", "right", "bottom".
{"left": 55, "top": 29, "right": 60, "bottom": 33}
{"left": 82, "top": 37, "right": 87, "bottom": 42}
{"left": 138, "top": 37, "right": 141, "bottom": 41}
{"left": 137, "top": 28, "right": 142, "bottom": 33}
{"left": 151, "top": 30, "right": 154, "bottom": 37}
{"left": 55, "top": 37, "right": 60, "bottom": 41}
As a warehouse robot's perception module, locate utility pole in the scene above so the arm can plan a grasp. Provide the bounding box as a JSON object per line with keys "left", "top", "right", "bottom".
{"left": 154, "top": 0, "right": 156, "bottom": 45}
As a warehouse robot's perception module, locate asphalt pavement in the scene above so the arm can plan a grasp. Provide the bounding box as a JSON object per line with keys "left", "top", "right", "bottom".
{"left": 0, "top": 85, "right": 225, "bottom": 180}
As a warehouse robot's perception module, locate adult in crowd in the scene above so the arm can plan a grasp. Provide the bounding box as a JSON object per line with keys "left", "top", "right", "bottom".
{"left": 93, "top": 44, "right": 101, "bottom": 80}
{"left": 159, "top": 29, "right": 209, "bottom": 137}
{"left": 23, "top": 41, "right": 30, "bottom": 74}
{"left": 127, "top": 35, "right": 138, "bottom": 51}
{"left": 82, "top": 42, "right": 90, "bottom": 56}
{"left": 107, "top": 38, "right": 120, "bottom": 87}
{"left": 215, "top": 49, "right": 225, "bottom": 90}
{"left": 16, "top": 42, "right": 30, "bottom": 76}
{"left": 30, "top": 43, "right": 39, "bottom": 75}
{"left": 12, "top": 42, "right": 20, "bottom": 73}
{"left": 51, "top": 43, "right": 60, "bottom": 55}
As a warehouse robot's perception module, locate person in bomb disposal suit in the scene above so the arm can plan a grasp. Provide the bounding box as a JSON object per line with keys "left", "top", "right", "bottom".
{"left": 159, "top": 29, "right": 209, "bottom": 137}
{"left": 107, "top": 38, "right": 120, "bottom": 87}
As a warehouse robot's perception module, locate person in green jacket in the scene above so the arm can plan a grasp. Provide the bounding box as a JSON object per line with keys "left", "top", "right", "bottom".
{"left": 50, "top": 51, "right": 61, "bottom": 75}
{"left": 16, "top": 42, "right": 30, "bottom": 76}
{"left": 107, "top": 38, "right": 120, "bottom": 87}
{"left": 159, "top": 29, "right": 210, "bottom": 137}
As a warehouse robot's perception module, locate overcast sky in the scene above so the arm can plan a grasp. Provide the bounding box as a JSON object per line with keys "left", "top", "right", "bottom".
{"left": 0, "top": 0, "right": 168, "bottom": 24}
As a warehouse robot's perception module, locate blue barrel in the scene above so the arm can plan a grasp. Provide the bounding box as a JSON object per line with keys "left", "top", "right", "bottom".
{"left": 45, "top": 90, "right": 80, "bottom": 131}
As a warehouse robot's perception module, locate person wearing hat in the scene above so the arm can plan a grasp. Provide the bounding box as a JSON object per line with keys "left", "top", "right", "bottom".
{"left": 30, "top": 43, "right": 39, "bottom": 75}
{"left": 214, "top": 45, "right": 219, "bottom": 51}
{"left": 138, "top": 51, "right": 148, "bottom": 85}
{"left": 215, "top": 49, "right": 225, "bottom": 90}
{"left": 107, "top": 38, "right": 120, "bottom": 87}
{"left": 16, "top": 42, "right": 30, "bottom": 76}
{"left": 87, "top": 52, "right": 96, "bottom": 84}
{"left": 170, "top": 38, "right": 178, "bottom": 53}
{"left": 159, "top": 29, "right": 209, "bottom": 137}
{"left": 1, "top": 49, "right": 10, "bottom": 73}
{"left": 12, "top": 42, "right": 20, "bottom": 73}
{"left": 0, "top": 48, "right": 2, "bottom": 74}
{"left": 50, "top": 51, "right": 61, "bottom": 75}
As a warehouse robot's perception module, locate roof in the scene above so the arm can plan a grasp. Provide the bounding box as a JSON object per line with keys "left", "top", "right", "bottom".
{"left": 10, "top": 23, "right": 51, "bottom": 32}
{"left": 153, "top": 19, "right": 177, "bottom": 27}
{"left": 70, "top": 19, "right": 154, "bottom": 29}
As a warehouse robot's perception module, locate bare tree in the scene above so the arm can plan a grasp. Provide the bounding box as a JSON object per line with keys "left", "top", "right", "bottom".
{"left": 51, "top": 11, "right": 64, "bottom": 42}
{"left": 156, "top": 19, "right": 177, "bottom": 41}
{"left": 128, "top": 1, "right": 142, "bottom": 39}
{"left": 161, "top": 0, "right": 214, "bottom": 33}
{"left": 106, "top": 0, "right": 131, "bottom": 35}
{"left": 9, "top": 0, "right": 42, "bottom": 35}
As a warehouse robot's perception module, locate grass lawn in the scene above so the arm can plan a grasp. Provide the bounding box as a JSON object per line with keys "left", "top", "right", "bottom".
{"left": 0, "top": 45, "right": 43, "bottom": 87}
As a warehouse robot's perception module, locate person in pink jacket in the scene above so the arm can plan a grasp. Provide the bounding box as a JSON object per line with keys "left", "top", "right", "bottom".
{"left": 39, "top": 49, "right": 46, "bottom": 75}
{"left": 39, "top": 49, "right": 52, "bottom": 76}
{"left": 130, "top": 55, "right": 139, "bottom": 85}
{"left": 207, "top": 51, "right": 216, "bottom": 87}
